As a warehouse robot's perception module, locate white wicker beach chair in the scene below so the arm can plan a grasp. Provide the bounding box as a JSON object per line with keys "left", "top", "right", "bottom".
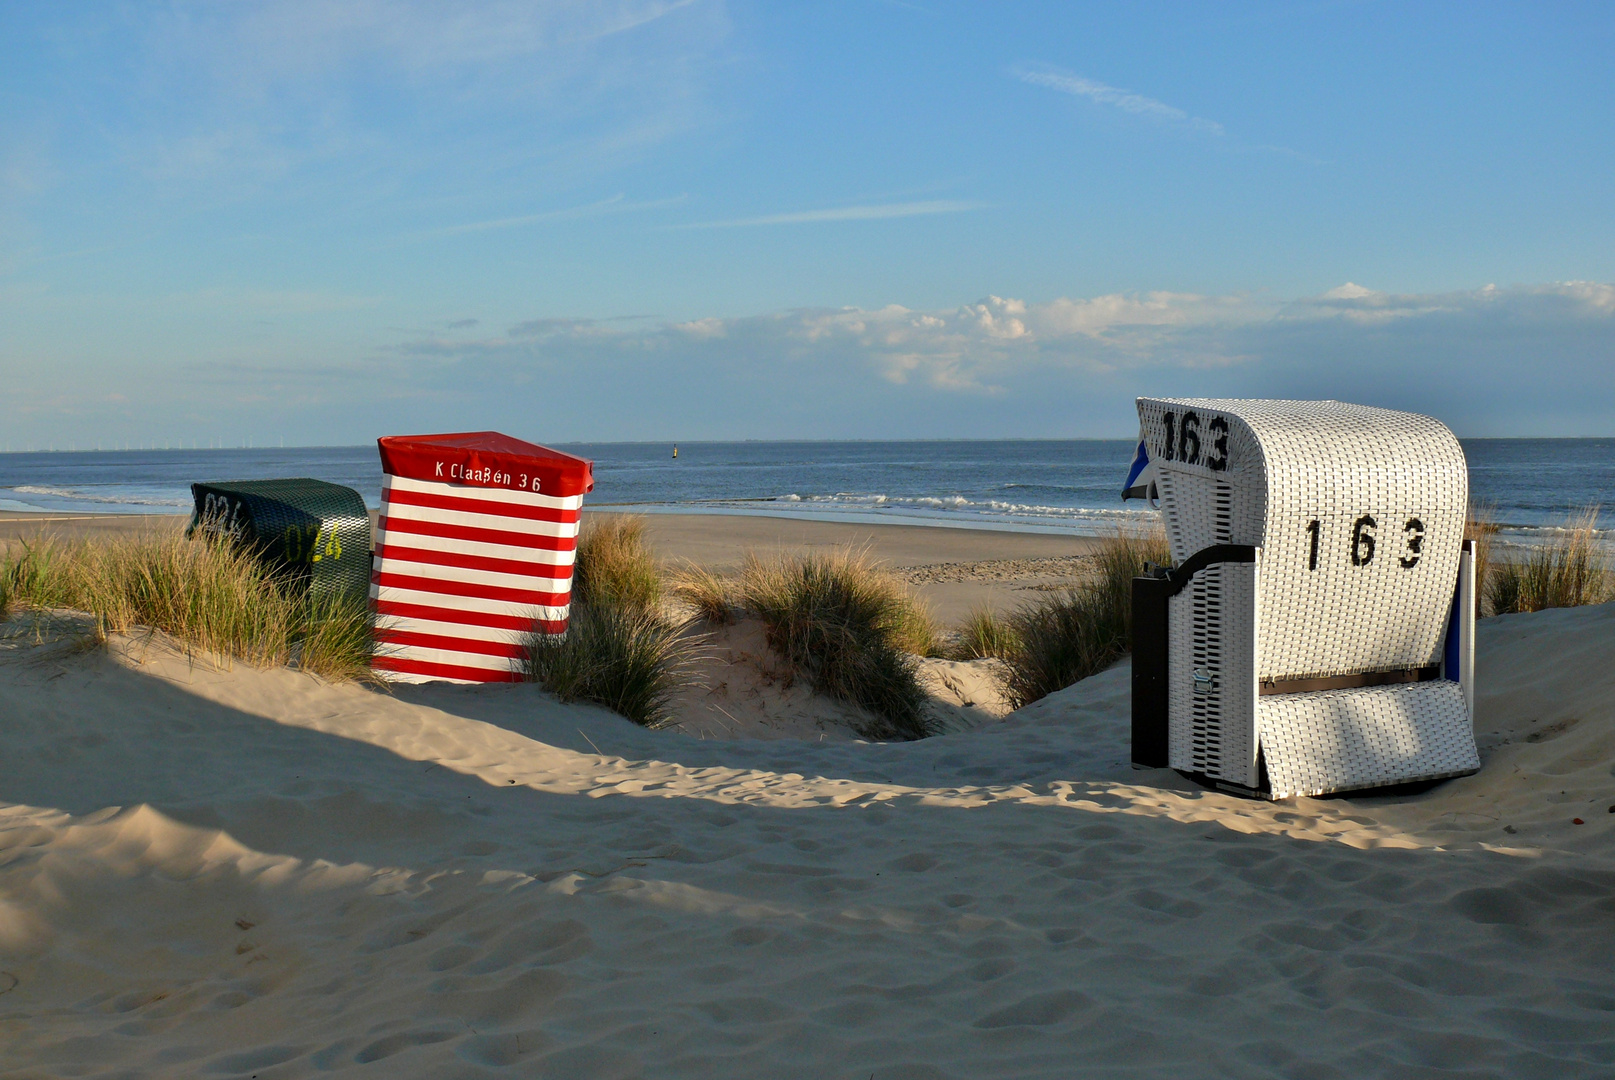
{"left": 1127, "top": 399, "right": 1479, "bottom": 799}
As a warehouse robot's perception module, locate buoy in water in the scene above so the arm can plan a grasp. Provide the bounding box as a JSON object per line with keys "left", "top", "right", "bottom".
{"left": 672, "top": 444, "right": 678, "bottom": 459}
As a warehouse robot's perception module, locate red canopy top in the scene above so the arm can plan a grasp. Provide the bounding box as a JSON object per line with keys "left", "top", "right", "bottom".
{"left": 378, "top": 431, "right": 594, "bottom": 498}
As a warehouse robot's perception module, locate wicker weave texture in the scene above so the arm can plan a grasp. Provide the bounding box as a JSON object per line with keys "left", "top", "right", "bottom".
{"left": 1136, "top": 398, "right": 1475, "bottom": 794}
{"left": 1166, "top": 561, "right": 1259, "bottom": 787}
{"left": 188, "top": 478, "right": 371, "bottom": 602}
{"left": 1257, "top": 680, "right": 1479, "bottom": 798}
{"left": 1138, "top": 398, "right": 1467, "bottom": 680}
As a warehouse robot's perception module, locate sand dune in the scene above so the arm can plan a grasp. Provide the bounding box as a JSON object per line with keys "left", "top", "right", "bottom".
{"left": 1, "top": 603, "right": 1613, "bottom": 1077}
{"left": 660, "top": 618, "right": 1011, "bottom": 742}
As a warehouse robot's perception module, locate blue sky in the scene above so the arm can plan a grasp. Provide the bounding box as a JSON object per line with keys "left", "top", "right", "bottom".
{"left": 3, "top": 1, "right": 1613, "bottom": 447}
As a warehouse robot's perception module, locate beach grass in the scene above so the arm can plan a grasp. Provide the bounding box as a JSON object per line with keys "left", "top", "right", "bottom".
{"left": 669, "top": 560, "right": 736, "bottom": 624}
{"left": 572, "top": 516, "right": 662, "bottom": 615}
{"left": 738, "top": 548, "right": 937, "bottom": 741}
{"left": 0, "top": 533, "right": 376, "bottom": 680}
{"left": 1484, "top": 507, "right": 1611, "bottom": 615}
{"left": 949, "top": 604, "right": 1020, "bottom": 662}
{"left": 1467, "top": 505, "right": 1499, "bottom": 617}
{"left": 524, "top": 514, "right": 691, "bottom": 727}
{"left": 294, "top": 592, "right": 379, "bottom": 681}
{"left": 995, "top": 528, "right": 1171, "bottom": 709}
{"left": 524, "top": 601, "right": 689, "bottom": 728}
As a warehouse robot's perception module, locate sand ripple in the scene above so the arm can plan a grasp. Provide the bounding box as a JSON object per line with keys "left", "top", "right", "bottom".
{"left": 0, "top": 604, "right": 1612, "bottom": 1077}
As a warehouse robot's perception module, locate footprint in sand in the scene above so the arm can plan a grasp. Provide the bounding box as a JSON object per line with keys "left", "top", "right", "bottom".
{"left": 353, "top": 1029, "right": 457, "bottom": 1064}
{"left": 973, "top": 989, "right": 1092, "bottom": 1028}
{"left": 1449, "top": 886, "right": 1531, "bottom": 926}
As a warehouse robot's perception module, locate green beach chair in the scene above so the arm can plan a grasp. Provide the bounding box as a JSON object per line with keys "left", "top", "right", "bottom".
{"left": 188, "top": 478, "right": 372, "bottom": 603}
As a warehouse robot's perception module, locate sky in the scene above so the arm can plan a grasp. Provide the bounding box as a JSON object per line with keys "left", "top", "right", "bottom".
{"left": 2, "top": 0, "right": 1614, "bottom": 448}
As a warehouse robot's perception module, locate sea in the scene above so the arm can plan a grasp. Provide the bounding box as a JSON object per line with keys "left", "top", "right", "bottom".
{"left": 0, "top": 440, "right": 1611, "bottom": 546}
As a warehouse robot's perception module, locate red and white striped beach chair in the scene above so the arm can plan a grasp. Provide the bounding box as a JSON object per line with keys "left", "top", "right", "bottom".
{"left": 370, "top": 432, "right": 594, "bottom": 684}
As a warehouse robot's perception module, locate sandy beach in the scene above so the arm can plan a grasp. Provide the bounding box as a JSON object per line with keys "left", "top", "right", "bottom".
{"left": 0, "top": 510, "right": 1103, "bottom": 624}
{"left": 1, "top": 512, "right": 1612, "bottom": 1077}
{"left": 8, "top": 1, "right": 1608, "bottom": 1073}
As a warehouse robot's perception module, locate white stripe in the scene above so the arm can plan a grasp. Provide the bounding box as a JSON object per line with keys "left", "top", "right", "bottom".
{"left": 372, "top": 557, "right": 571, "bottom": 593}
{"left": 379, "top": 502, "right": 580, "bottom": 541}
{"left": 377, "top": 642, "right": 526, "bottom": 674}
{"left": 385, "top": 473, "right": 584, "bottom": 511}
{"left": 374, "top": 605, "right": 571, "bottom": 629}
{"left": 374, "top": 667, "right": 464, "bottom": 685}
{"left": 374, "top": 525, "right": 576, "bottom": 566}
{"left": 372, "top": 583, "right": 566, "bottom": 620}
{"left": 372, "top": 659, "right": 503, "bottom": 684}
{"left": 377, "top": 614, "right": 555, "bottom": 647}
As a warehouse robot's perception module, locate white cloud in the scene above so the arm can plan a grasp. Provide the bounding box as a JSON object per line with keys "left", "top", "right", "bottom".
{"left": 420, "top": 194, "right": 688, "bottom": 237}
{"left": 670, "top": 200, "right": 982, "bottom": 229}
{"left": 1015, "top": 65, "right": 1224, "bottom": 136}
{"left": 7, "top": 282, "right": 1614, "bottom": 443}
{"left": 373, "top": 281, "right": 1615, "bottom": 435}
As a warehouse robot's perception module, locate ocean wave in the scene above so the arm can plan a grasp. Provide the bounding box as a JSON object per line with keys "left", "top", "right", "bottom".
{"left": 706, "top": 491, "right": 1155, "bottom": 527}
{"left": 8, "top": 485, "right": 191, "bottom": 508}
{"left": 790, "top": 492, "right": 1143, "bottom": 517}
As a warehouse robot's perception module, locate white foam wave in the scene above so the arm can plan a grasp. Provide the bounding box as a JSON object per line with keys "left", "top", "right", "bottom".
{"left": 690, "top": 492, "right": 1162, "bottom": 533}
{"left": 780, "top": 492, "right": 1148, "bottom": 520}
{"left": 9, "top": 485, "right": 190, "bottom": 508}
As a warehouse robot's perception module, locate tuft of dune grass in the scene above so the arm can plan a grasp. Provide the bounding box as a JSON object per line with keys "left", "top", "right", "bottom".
{"left": 525, "top": 602, "right": 689, "bottom": 728}
{"left": 1467, "top": 503, "right": 1499, "bottom": 617}
{"left": 525, "top": 513, "right": 691, "bottom": 727}
{"left": 669, "top": 560, "right": 735, "bottom": 624}
{"left": 949, "top": 604, "right": 1021, "bottom": 662}
{"left": 0, "top": 533, "right": 376, "bottom": 680}
{"left": 738, "top": 548, "right": 937, "bottom": 741}
{"left": 995, "top": 527, "right": 1171, "bottom": 709}
{"left": 1485, "top": 506, "right": 1612, "bottom": 615}
{"left": 295, "top": 591, "right": 380, "bottom": 681}
{"left": 572, "top": 515, "right": 662, "bottom": 615}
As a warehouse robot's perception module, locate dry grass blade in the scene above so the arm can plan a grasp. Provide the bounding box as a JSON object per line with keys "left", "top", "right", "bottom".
{"left": 524, "top": 515, "right": 693, "bottom": 727}
{"left": 1485, "top": 506, "right": 1612, "bottom": 615}
{"left": 1000, "top": 584, "right": 1126, "bottom": 710}
{"left": 950, "top": 604, "right": 1020, "bottom": 662}
{"left": 573, "top": 516, "right": 662, "bottom": 615}
{"left": 0, "top": 532, "right": 376, "bottom": 678}
{"left": 1466, "top": 503, "right": 1499, "bottom": 617}
{"left": 295, "top": 593, "right": 382, "bottom": 682}
{"left": 524, "top": 602, "right": 691, "bottom": 728}
{"left": 738, "top": 547, "right": 936, "bottom": 741}
{"left": 997, "top": 527, "right": 1170, "bottom": 709}
{"left": 669, "top": 560, "right": 735, "bottom": 624}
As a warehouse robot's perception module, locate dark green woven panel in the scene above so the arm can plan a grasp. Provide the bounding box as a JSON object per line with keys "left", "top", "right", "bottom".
{"left": 188, "top": 478, "right": 371, "bottom": 602}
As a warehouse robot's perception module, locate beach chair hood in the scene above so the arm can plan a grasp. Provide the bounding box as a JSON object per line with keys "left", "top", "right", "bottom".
{"left": 1128, "top": 398, "right": 1479, "bottom": 799}
{"left": 377, "top": 431, "right": 594, "bottom": 498}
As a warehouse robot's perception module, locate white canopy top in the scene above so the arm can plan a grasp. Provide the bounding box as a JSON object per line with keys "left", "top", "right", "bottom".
{"left": 1135, "top": 397, "right": 1469, "bottom": 681}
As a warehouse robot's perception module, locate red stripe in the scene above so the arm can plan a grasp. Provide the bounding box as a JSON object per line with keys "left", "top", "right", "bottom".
{"left": 375, "top": 542, "right": 573, "bottom": 580}
{"left": 373, "top": 655, "right": 525, "bottom": 684}
{"left": 373, "top": 570, "right": 570, "bottom": 606}
{"left": 374, "top": 628, "right": 530, "bottom": 659}
{"left": 375, "top": 599, "right": 568, "bottom": 634}
{"left": 384, "top": 485, "right": 581, "bottom": 524}
{"left": 379, "top": 514, "right": 576, "bottom": 552}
